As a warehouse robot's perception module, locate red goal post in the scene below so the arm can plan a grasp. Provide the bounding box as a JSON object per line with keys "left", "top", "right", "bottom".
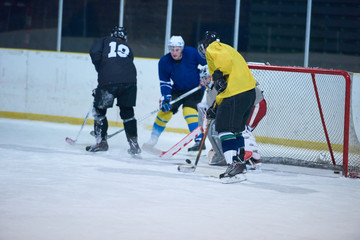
{"left": 247, "top": 64, "right": 359, "bottom": 177}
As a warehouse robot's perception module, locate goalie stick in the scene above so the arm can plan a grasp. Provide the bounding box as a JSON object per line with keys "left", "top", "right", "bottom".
{"left": 143, "top": 110, "right": 209, "bottom": 158}
{"left": 142, "top": 125, "right": 202, "bottom": 158}
{"left": 160, "top": 126, "right": 202, "bottom": 158}
{"left": 89, "top": 85, "right": 202, "bottom": 140}
{"left": 65, "top": 105, "right": 93, "bottom": 145}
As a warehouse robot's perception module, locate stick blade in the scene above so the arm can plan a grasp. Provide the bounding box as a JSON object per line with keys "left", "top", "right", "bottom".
{"left": 65, "top": 137, "right": 76, "bottom": 145}
{"left": 177, "top": 165, "right": 196, "bottom": 173}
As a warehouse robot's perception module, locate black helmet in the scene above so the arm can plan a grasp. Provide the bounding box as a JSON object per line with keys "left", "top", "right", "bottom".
{"left": 198, "top": 31, "right": 220, "bottom": 53}
{"left": 111, "top": 26, "right": 127, "bottom": 42}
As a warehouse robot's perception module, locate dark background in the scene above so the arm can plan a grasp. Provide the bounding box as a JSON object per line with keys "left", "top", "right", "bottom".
{"left": 0, "top": 0, "right": 359, "bottom": 72}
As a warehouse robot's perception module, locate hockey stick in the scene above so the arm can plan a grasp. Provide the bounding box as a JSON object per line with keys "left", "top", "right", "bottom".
{"left": 143, "top": 109, "right": 207, "bottom": 158}
{"left": 143, "top": 109, "right": 209, "bottom": 158}
{"left": 90, "top": 85, "right": 202, "bottom": 139}
{"left": 158, "top": 110, "right": 207, "bottom": 158}
{"left": 160, "top": 126, "right": 202, "bottom": 158}
{"left": 65, "top": 105, "right": 93, "bottom": 144}
{"left": 177, "top": 119, "right": 211, "bottom": 173}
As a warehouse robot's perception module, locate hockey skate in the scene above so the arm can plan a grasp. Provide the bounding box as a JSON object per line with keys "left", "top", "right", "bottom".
{"left": 128, "top": 137, "right": 141, "bottom": 157}
{"left": 219, "top": 156, "right": 247, "bottom": 179}
{"left": 187, "top": 139, "right": 206, "bottom": 152}
{"left": 86, "top": 139, "right": 108, "bottom": 152}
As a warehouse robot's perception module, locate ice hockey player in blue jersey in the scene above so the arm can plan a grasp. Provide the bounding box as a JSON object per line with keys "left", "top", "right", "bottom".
{"left": 143, "top": 36, "right": 207, "bottom": 150}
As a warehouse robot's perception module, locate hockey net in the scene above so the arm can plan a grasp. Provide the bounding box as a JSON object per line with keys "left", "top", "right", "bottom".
{"left": 248, "top": 64, "right": 360, "bottom": 178}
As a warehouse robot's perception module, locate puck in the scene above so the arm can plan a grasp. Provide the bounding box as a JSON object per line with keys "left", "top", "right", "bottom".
{"left": 185, "top": 159, "right": 192, "bottom": 164}
{"left": 334, "top": 171, "right": 340, "bottom": 174}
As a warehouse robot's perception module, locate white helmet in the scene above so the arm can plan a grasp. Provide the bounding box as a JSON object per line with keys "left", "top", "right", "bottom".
{"left": 168, "top": 36, "right": 185, "bottom": 49}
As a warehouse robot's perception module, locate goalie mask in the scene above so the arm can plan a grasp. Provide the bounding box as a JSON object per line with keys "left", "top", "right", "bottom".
{"left": 111, "top": 26, "right": 127, "bottom": 42}
{"left": 199, "top": 65, "right": 213, "bottom": 89}
{"left": 199, "top": 65, "right": 209, "bottom": 78}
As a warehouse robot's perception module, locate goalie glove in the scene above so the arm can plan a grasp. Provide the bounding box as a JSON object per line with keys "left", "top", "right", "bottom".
{"left": 212, "top": 70, "right": 227, "bottom": 93}
{"left": 159, "top": 95, "right": 172, "bottom": 112}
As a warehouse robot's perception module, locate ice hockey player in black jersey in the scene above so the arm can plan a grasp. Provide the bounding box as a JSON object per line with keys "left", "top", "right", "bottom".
{"left": 87, "top": 26, "right": 141, "bottom": 156}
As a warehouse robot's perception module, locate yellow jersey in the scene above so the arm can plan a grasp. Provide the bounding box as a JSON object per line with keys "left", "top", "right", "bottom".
{"left": 205, "top": 41, "right": 256, "bottom": 105}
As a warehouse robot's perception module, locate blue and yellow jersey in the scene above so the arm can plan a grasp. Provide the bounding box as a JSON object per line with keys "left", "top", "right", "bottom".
{"left": 158, "top": 46, "right": 207, "bottom": 96}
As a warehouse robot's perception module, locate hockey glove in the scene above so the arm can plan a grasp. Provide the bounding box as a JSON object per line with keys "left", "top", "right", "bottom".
{"left": 160, "top": 95, "right": 172, "bottom": 112}
{"left": 206, "top": 102, "right": 217, "bottom": 120}
{"left": 212, "top": 70, "right": 227, "bottom": 93}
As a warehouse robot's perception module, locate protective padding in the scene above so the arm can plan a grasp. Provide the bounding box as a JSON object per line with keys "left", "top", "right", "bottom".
{"left": 183, "top": 107, "right": 199, "bottom": 132}
{"left": 119, "top": 106, "right": 134, "bottom": 120}
{"left": 151, "top": 110, "right": 173, "bottom": 137}
{"left": 154, "top": 110, "right": 173, "bottom": 127}
{"left": 93, "top": 107, "right": 108, "bottom": 140}
{"left": 219, "top": 132, "right": 240, "bottom": 164}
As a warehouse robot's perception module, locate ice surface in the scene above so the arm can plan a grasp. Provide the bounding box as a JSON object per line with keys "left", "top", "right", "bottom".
{"left": 1, "top": 118, "right": 360, "bottom": 240}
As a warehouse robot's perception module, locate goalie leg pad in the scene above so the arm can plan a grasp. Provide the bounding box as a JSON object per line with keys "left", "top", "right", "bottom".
{"left": 243, "top": 129, "right": 261, "bottom": 160}
{"left": 207, "top": 120, "right": 226, "bottom": 163}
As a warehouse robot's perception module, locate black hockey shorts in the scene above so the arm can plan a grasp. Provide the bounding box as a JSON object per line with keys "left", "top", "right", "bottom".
{"left": 93, "top": 83, "right": 137, "bottom": 109}
{"left": 170, "top": 88, "right": 204, "bottom": 114}
{"left": 215, "top": 88, "right": 255, "bottom": 133}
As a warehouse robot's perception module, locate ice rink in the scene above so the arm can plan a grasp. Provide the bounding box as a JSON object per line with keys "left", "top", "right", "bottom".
{"left": 1, "top": 118, "right": 360, "bottom": 240}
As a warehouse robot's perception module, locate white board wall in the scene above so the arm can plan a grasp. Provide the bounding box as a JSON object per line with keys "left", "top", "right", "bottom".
{"left": 0, "top": 48, "right": 359, "bottom": 143}
{"left": 0, "top": 48, "right": 185, "bottom": 129}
